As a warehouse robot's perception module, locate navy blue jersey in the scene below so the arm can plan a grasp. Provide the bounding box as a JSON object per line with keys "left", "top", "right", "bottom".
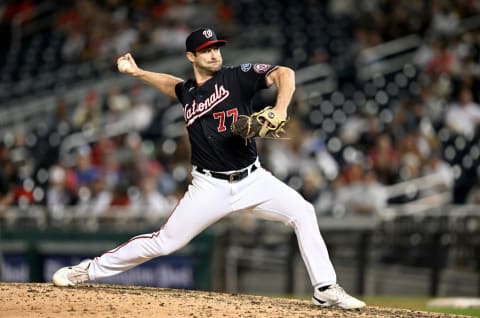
{"left": 175, "top": 63, "right": 278, "bottom": 171}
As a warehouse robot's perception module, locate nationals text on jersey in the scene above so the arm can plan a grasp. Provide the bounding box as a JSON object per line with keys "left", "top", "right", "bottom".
{"left": 184, "top": 83, "right": 230, "bottom": 126}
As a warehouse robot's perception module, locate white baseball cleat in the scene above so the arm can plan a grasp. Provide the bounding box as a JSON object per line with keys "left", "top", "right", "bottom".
{"left": 52, "top": 259, "right": 91, "bottom": 287}
{"left": 312, "top": 284, "right": 366, "bottom": 310}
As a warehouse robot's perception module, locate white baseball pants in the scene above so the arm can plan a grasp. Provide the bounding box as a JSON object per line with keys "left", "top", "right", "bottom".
{"left": 88, "top": 163, "right": 337, "bottom": 287}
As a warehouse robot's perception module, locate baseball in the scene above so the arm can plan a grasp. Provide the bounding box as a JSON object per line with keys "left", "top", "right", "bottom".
{"left": 118, "top": 59, "right": 130, "bottom": 73}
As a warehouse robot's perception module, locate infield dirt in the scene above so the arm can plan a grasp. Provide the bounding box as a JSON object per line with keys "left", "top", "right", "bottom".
{"left": 0, "top": 283, "right": 472, "bottom": 318}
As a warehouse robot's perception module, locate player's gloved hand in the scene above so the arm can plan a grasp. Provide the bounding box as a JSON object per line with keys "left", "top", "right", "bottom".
{"left": 230, "top": 106, "right": 287, "bottom": 143}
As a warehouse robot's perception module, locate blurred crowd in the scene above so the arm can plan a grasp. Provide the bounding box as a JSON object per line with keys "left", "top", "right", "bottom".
{"left": 1, "top": 0, "right": 480, "bottom": 224}
{"left": 0, "top": 84, "right": 192, "bottom": 221}
{"left": 54, "top": 0, "right": 235, "bottom": 63}
{"left": 0, "top": 0, "right": 235, "bottom": 62}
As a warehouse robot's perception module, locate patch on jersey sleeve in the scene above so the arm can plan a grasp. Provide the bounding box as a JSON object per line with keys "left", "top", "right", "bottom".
{"left": 253, "top": 64, "right": 272, "bottom": 74}
{"left": 241, "top": 63, "right": 252, "bottom": 72}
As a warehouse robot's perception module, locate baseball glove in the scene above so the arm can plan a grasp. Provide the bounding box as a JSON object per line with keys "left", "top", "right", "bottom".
{"left": 230, "top": 106, "right": 287, "bottom": 143}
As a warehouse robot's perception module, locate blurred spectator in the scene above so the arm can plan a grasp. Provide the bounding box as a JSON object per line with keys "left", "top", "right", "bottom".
{"left": 0, "top": 148, "right": 15, "bottom": 209}
{"left": 308, "top": 48, "right": 330, "bottom": 65}
{"left": 421, "top": 152, "right": 455, "bottom": 198}
{"left": 357, "top": 115, "right": 382, "bottom": 153}
{"left": 129, "top": 175, "right": 172, "bottom": 218}
{"left": 81, "top": 20, "right": 111, "bottom": 61}
{"left": 76, "top": 172, "right": 112, "bottom": 217}
{"left": 72, "top": 91, "right": 103, "bottom": 131}
{"left": 299, "top": 168, "right": 327, "bottom": 209}
{"left": 158, "top": 1, "right": 217, "bottom": 29}
{"left": 150, "top": 20, "right": 190, "bottom": 53}
{"left": 90, "top": 135, "right": 117, "bottom": 168}
{"left": 127, "top": 132, "right": 161, "bottom": 177}
{"left": 390, "top": 98, "right": 424, "bottom": 139}
{"left": 414, "top": 37, "right": 439, "bottom": 68}
{"left": 3, "top": 0, "right": 34, "bottom": 25}
{"left": 109, "top": 183, "right": 130, "bottom": 208}
{"left": 362, "top": 169, "right": 388, "bottom": 212}
{"left": 263, "top": 118, "right": 323, "bottom": 182}
{"left": 12, "top": 178, "right": 35, "bottom": 207}
{"left": 157, "top": 134, "right": 191, "bottom": 196}
{"left": 46, "top": 165, "right": 77, "bottom": 219}
{"left": 61, "top": 27, "right": 87, "bottom": 62}
{"left": 104, "top": 85, "right": 132, "bottom": 123}
{"left": 48, "top": 99, "right": 73, "bottom": 136}
{"left": 9, "top": 128, "right": 34, "bottom": 181}
{"left": 55, "top": 5, "right": 81, "bottom": 31}
{"left": 215, "top": 0, "right": 236, "bottom": 35}
{"left": 99, "top": 153, "right": 123, "bottom": 191}
{"left": 430, "top": 0, "right": 460, "bottom": 36}
{"left": 466, "top": 179, "right": 480, "bottom": 204}
{"left": 73, "top": 146, "right": 98, "bottom": 190}
{"left": 109, "top": 17, "right": 140, "bottom": 57}
{"left": 327, "top": 0, "right": 355, "bottom": 18}
{"left": 425, "top": 38, "right": 460, "bottom": 77}
{"left": 339, "top": 114, "right": 369, "bottom": 146}
{"left": 367, "top": 134, "right": 399, "bottom": 185}
{"left": 418, "top": 84, "right": 447, "bottom": 128}
{"left": 397, "top": 132, "right": 424, "bottom": 177}
{"left": 303, "top": 131, "right": 339, "bottom": 182}
{"left": 126, "top": 99, "right": 154, "bottom": 132}
{"left": 444, "top": 86, "right": 480, "bottom": 137}
{"left": 331, "top": 163, "right": 387, "bottom": 216}
{"left": 397, "top": 152, "right": 422, "bottom": 183}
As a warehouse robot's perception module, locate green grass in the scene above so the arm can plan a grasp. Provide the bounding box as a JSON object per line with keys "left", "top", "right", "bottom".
{"left": 364, "top": 296, "right": 480, "bottom": 317}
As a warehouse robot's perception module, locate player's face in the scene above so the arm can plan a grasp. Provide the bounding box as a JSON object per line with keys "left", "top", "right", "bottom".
{"left": 192, "top": 46, "right": 223, "bottom": 74}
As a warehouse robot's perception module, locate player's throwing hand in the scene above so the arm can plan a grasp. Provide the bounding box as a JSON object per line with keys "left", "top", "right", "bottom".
{"left": 117, "top": 53, "right": 139, "bottom": 76}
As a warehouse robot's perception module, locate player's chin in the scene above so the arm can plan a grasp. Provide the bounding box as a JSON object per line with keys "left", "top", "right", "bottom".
{"left": 209, "top": 62, "right": 222, "bottom": 70}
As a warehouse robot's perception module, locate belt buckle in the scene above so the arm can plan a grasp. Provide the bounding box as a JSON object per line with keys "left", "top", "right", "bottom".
{"left": 229, "top": 172, "right": 242, "bottom": 182}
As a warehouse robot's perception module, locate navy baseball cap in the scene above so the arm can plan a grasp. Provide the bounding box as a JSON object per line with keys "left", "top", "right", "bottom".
{"left": 186, "top": 28, "right": 227, "bottom": 52}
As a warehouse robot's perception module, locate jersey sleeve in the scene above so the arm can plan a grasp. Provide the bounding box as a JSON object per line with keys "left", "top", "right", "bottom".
{"left": 236, "top": 63, "right": 279, "bottom": 96}
{"left": 175, "top": 81, "right": 185, "bottom": 103}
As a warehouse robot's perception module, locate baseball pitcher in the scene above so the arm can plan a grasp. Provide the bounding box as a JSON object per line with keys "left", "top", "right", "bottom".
{"left": 52, "top": 28, "right": 365, "bottom": 310}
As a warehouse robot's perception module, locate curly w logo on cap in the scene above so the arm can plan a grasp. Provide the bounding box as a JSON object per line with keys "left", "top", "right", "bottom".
{"left": 202, "top": 29, "right": 213, "bottom": 38}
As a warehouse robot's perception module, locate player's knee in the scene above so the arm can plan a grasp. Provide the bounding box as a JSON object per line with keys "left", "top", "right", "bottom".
{"left": 288, "top": 201, "right": 317, "bottom": 228}
{"left": 304, "top": 201, "right": 316, "bottom": 217}
{"left": 153, "top": 242, "right": 179, "bottom": 256}
{"left": 156, "top": 238, "right": 178, "bottom": 255}
{"left": 155, "top": 233, "right": 189, "bottom": 256}
{"left": 159, "top": 244, "right": 176, "bottom": 256}
{"left": 298, "top": 201, "right": 318, "bottom": 225}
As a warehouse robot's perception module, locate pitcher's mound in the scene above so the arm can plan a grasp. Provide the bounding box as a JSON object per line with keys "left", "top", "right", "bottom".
{"left": 0, "top": 283, "right": 469, "bottom": 317}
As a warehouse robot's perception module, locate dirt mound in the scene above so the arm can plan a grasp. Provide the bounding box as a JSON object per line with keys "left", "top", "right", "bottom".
{"left": 0, "top": 283, "right": 469, "bottom": 318}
